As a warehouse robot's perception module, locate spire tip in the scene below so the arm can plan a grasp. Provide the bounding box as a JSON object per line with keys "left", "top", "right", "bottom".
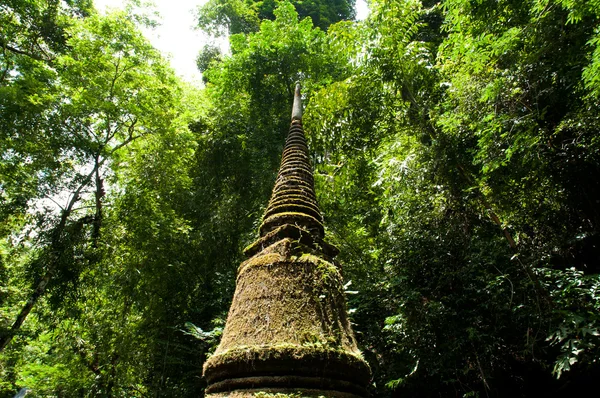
{"left": 292, "top": 83, "right": 302, "bottom": 121}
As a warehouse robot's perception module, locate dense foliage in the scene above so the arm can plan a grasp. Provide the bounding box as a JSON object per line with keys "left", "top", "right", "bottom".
{"left": 1, "top": 0, "right": 600, "bottom": 397}
{"left": 197, "top": 0, "right": 356, "bottom": 34}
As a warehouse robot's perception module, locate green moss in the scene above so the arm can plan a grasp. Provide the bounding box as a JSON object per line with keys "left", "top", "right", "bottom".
{"left": 206, "top": 213, "right": 370, "bottom": 397}
{"left": 264, "top": 203, "right": 322, "bottom": 222}
{"left": 203, "top": 344, "right": 370, "bottom": 397}
{"left": 206, "top": 343, "right": 368, "bottom": 373}
{"left": 260, "top": 211, "right": 324, "bottom": 237}
{"left": 206, "top": 390, "right": 361, "bottom": 398}
{"left": 243, "top": 224, "right": 339, "bottom": 258}
{"left": 220, "top": 239, "right": 355, "bottom": 358}
{"left": 237, "top": 251, "right": 288, "bottom": 275}
{"left": 254, "top": 393, "right": 321, "bottom": 398}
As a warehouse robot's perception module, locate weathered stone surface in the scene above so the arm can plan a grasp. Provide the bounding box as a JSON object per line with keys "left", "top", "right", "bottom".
{"left": 207, "top": 389, "right": 364, "bottom": 398}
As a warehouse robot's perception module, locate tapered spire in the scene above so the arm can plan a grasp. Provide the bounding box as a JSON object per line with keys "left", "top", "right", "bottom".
{"left": 260, "top": 84, "right": 324, "bottom": 239}
{"left": 203, "top": 84, "right": 371, "bottom": 398}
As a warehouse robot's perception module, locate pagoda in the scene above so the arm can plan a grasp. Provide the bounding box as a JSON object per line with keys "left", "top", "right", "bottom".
{"left": 203, "top": 84, "right": 371, "bottom": 397}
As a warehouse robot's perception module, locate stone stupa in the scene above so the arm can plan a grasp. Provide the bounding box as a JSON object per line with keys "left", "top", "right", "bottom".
{"left": 203, "top": 84, "right": 371, "bottom": 398}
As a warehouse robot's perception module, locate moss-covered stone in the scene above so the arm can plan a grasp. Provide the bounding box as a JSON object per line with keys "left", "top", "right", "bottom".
{"left": 243, "top": 224, "right": 338, "bottom": 259}
{"left": 205, "top": 235, "right": 370, "bottom": 396}
{"left": 260, "top": 212, "right": 324, "bottom": 238}
{"left": 217, "top": 239, "right": 354, "bottom": 352}
{"left": 207, "top": 389, "right": 363, "bottom": 398}
{"left": 264, "top": 203, "right": 322, "bottom": 221}
{"left": 268, "top": 196, "right": 319, "bottom": 212}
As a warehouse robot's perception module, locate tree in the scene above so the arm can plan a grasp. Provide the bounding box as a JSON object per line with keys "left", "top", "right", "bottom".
{"left": 304, "top": 0, "right": 600, "bottom": 395}
{"left": 0, "top": 0, "right": 93, "bottom": 68}
{"left": 197, "top": 0, "right": 356, "bottom": 35}
{"left": 196, "top": 44, "right": 221, "bottom": 74}
{"left": 0, "top": 9, "right": 180, "bottom": 353}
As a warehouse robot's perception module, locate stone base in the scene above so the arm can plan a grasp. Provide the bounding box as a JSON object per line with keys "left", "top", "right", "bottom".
{"left": 205, "top": 388, "right": 365, "bottom": 398}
